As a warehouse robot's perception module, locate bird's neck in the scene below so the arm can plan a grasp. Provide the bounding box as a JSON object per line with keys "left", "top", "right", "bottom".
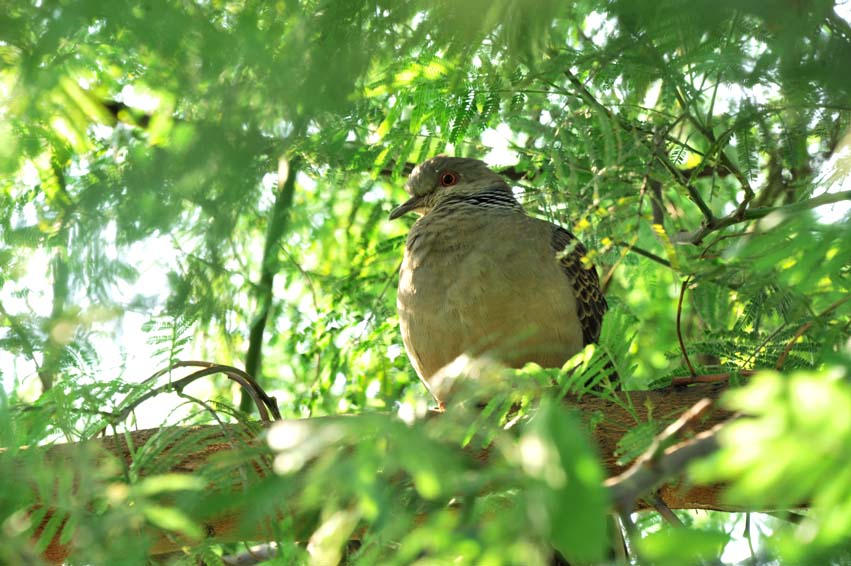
{"left": 431, "top": 186, "right": 523, "bottom": 215}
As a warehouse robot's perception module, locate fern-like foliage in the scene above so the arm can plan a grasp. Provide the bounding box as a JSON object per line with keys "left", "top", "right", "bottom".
{"left": 1, "top": 0, "right": 851, "bottom": 564}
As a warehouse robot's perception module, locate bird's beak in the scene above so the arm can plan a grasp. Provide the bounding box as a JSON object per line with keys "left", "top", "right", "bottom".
{"left": 389, "top": 195, "right": 424, "bottom": 220}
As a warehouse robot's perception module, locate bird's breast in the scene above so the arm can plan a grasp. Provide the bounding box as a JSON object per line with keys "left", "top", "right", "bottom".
{"left": 396, "top": 213, "right": 584, "bottom": 382}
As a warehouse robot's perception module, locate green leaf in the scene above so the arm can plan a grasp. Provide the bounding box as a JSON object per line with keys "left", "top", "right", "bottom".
{"left": 143, "top": 505, "right": 203, "bottom": 540}
{"left": 58, "top": 511, "right": 79, "bottom": 545}
{"left": 134, "top": 473, "right": 205, "bottom": 496}
{"left": 524, "top": 400, "right": 609, "bottom": 562}
{"left": 33, "top": 510, "right": 66, "bottom": 554}
{"left": 638, "top": 528, "right": 728, "bottom": 564}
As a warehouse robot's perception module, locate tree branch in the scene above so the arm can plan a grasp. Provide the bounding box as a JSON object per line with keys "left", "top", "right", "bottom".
{"left": 613, "top": 241, "right": 672, "bottom": 269}
{"left": 27, "top": 384, "right": 736, "bottom": 563}
{"left": 609, "top": 426, "right": 724, "bottom": 512}
{"left": 100, "top": 361, "right": 282, "bottom": 435}
{"left": 605, "top": 399, "right": 726, "bottom": 512}
{"left": 239, "top": 156, "right": 300, "bottom": 413}
{"left": 681, "top": 189, "right": 851, "bottom": 244}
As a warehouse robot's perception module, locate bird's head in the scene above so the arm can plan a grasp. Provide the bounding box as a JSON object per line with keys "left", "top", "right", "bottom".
{"left": 389, "top": 156, "right": 511, "bottom": 219}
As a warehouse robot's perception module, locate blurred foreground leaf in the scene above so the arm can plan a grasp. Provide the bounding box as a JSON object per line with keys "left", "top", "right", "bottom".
{"left": 525, "top": 401, "right": 609, "bottom": 563}
{"left": 692, "top": 359, "right": 851, "bottom": 560}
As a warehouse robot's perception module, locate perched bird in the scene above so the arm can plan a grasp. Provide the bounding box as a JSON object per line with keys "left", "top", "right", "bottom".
{"left": 390, "top": 156, "right": 608, "bottom": 403}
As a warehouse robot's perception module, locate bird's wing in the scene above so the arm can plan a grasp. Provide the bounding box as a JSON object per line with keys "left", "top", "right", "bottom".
{"left": 550, "top": 226, "right": 608, "bottom": 345}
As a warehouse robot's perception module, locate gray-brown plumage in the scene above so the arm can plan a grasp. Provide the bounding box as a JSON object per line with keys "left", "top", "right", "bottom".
{"left": 390, "top": 156, "right": 607, "bottom": 402}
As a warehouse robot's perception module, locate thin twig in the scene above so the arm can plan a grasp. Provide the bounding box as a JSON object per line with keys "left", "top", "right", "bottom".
{"left": 683, "top": 190, "right": 851, "bottom": 245}
{"left": 699, "top": 230, "right": 754, "bottom": 258}
{"left": 96, "top": 361, "right": 281, "bottom": 436}
{"left": 744, "top": 513, "right": 757, "bottom": 562}
{"left": 677, "top": 277, "right": 697, "bottom": 376}
{"left": 222, "top": 543, "right": 278, "bottom": 566}
{"left": 562, "top": 68, "right": 725, "bottom": 238}
{"left": 175, "top": 391, "right": 251, "bottom": 492}
{"left": 670, "top": 82, "right": 754, "bottom": 203}
{"left": 647, "top": 175, "right": 666, "bottom": 226}
{"left": 614, "top": 241, "right": 673, "bottom": 269}
{"left": 610, "top": 514, "right": 630, "bottom": 565}
{"left": 0, "top": 301, "right": 42, "bottom": 373}
{"left": 646, "top": 493, "right": 685, "bottom": 527}
{"left": 745, "top": 322, "right": 790, "bottom": 368}
{"left": 671, "top": 370, "right": 758, "bottom": 386}
{"left": 656, "top": 151, "right": 717, "bottom": 222}
{"left": 776, "top": 296, "right": 851, "bottom": 369}
{"left": 764, "top": 510, "right": 807, "bottom": 524}
{"left": 563, "top": 69, "right": 718, "bottom": 228}
{"left": 618, "top": 511, "right": 639, "bottom": 551}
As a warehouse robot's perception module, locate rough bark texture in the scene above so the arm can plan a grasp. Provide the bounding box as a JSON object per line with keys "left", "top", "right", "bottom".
{"left": 33, "top": 384, "right": 733, "bottom": 564}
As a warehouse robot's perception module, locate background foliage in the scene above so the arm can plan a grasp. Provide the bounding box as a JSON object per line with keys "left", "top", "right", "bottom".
{"left": 1, "top": 0, "right": 851, "bottom": 564}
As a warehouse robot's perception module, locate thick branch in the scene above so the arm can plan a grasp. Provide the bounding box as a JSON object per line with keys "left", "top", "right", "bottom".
{"left": 32, "top": 385, "right": 733, "bottom": 563}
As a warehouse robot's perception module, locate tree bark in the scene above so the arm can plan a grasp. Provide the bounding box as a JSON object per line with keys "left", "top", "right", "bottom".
{"left": 31, "top": 384, "right": 734, "bottom": 564}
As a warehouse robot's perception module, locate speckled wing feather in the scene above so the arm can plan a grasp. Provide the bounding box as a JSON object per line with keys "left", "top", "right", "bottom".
{"left": 550, "top": 227, "right": 607, "bottom": 345}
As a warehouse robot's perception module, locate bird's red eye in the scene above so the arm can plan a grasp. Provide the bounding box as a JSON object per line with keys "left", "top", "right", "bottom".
{"left": 440, "top": 172, "right": 458, "bottom": 187}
